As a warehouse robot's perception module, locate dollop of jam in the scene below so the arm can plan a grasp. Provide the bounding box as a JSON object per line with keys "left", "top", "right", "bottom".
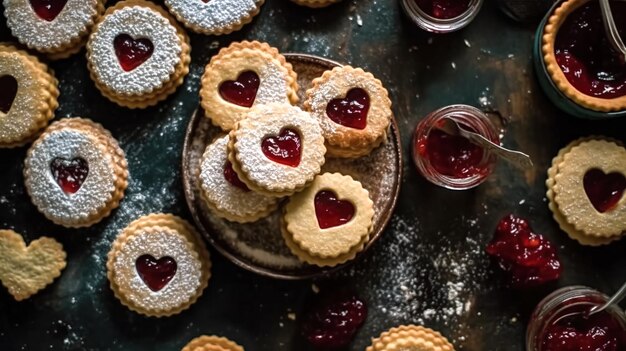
{"left": 113, "top": 34, "right": 154, "bottom": 72}
{"left": 261, "top": 128, "right": 302, "bottom": 168}
{"left": 486, "top": 214, "right": 562, "bottom": 288}
{"left": 414, "top": 0, "right": 472, "bottom": 19}
{"left": 218, "top": 71, "right": 260, "bottom": 108}
{"left": 554, "top": 1, "right": 626, "bottom": 99}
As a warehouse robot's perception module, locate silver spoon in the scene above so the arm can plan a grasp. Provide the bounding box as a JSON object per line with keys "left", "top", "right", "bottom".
{"left": 588, "top": 281, "right": 626, "bottom": 317}
{"left": 599, "top": 0, "right": 626, "bottom": 61}
{"left": 438, "top": 117, "right": 534, "bottom": 170}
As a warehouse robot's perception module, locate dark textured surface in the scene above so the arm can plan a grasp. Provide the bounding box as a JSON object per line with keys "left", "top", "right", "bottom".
{"left": 1, "top": 0, "right": 625, "bottom": 350}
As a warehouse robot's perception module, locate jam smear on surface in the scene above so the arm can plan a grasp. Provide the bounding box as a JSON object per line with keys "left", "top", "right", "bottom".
{"left": 218, "top": 71, "right": 260, "bottom": 108}
{"left": 50, "top": 157, "right": 89, "bottom": 194}
{"left": 486, "top": 214, "right": 562, "bottom": 288}
{"left": 135, "top": 254, "right": 177, "bottom": 292}
{"left": 314, "top": 190, "right": 355, "bottom": 229}
{"left": 261, "top": 128, "right": 302, "bottom": 167}
{"left": 29, "top": 0, "right": 68, "bottom": 21}
{"left": 223, "top": 161, "right": 250, "bottom": 192}
{"left": 113, "top": 34, "right": 154, "bottom": 72}
{"left": 414, "top": 0, "right": 471, "bottom": 19}
{"left": 0, "top": 75, "right": 18, "bottom": 114}
{"left": 326, "top": 88, "right": 370, "bottom": 130}
{"left": 583, "top": 169, "right": 626, "bottom": 213}
{"left": 554, "top": 1, "right": 626, "bottom": 99}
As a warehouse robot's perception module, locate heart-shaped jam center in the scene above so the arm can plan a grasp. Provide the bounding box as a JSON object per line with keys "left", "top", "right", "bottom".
{"left": 0, "top": 76, "right": 18, "bottom": 114}
{"left": 261, "top": 128, "right": 302, "bottom": 167}
{"left": 583, "top": 169, "right": 626, "bottom": 213}
{"left": 50, "top": 157, "right": 89, "bottom": 194}
{"left": 314, "top": 190, "right": 355, "bottom": 229}
{"left": 219, "top": 71, "right": 260, "bottom": 108}
{"left": 223, "top": 161, "right": 249, "bottom": 192}
{"left": 114, "top": 34, "right": 154, "bottom": 72}
{"left": 29, "top": 0, "right": 68, "bottom": 21}
{"left": 135, "top": 254, "right": 177, "bottom": 292}
{"left": 326, "top": 88, "right": 370, "bottom": 130}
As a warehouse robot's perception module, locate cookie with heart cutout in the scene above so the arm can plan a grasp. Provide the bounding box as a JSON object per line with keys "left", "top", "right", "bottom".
{"left": 366, "top": 325, "right": 455, "bottom": 351}
{"left": 164, "top": 0, "right": 265, "bottom": 35}
{"left": 200, "top": 41, "right": 299, "bottom": 131}
{"left": 227, "top": 103, "right": 326, "bottom": 197}
{"left": 304, "top": 65, "right": 392, "bottom": 159}
{"left": 181, "top": 335, "right": 244, "bottom": 351}
{"left": 0, "top": 44, "right": 59, "bottom": 148}
{"left": 3, "top": 0, "right": 105, "bottom": 59}
{"left": 107, "top": 214, "right": 211, "bottom": 317}
{"left": 24, "top": 118, "right": 128, "bottom": 228}
{"left": 0, "top": 229, "right": 66, "bottom": 301}
{"left": 86, "top": 0, "right": 191, "bottom": 109}
{"left": 282, "top": 173, "right": 374, "bottom": 267}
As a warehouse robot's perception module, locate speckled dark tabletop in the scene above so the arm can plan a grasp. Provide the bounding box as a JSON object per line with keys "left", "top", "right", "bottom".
{"left": 1, "top": 0, "right": 625, "bottom": 350}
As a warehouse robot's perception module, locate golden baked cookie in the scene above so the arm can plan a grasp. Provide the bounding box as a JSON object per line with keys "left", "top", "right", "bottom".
{"left": 0, "top": 44, "right": 58, "bottom": 148}
{"left": 86, "top": 0, "right": 191, "bottom": 108}
{"left": 24, "top": 118, "right": 128, "bottom": 228}
{"left": 289, "top": 0, "right": 343, "bottom": 8}
{"left": 282, "top": 173, "right": 374, "bottom": 267}
{"left": 228, "top": 103, "right": 326, "bottom": 197}
{"left": 3, "top": 0, "right": 105, "bottom": 59}
{"left": 0, "top": 229, "right": 66, "bottom": 301}
{"left": 367, "top": 325, "right": 455, "bottom": 351}
{"left": 200, "top": 41, "right": 299, "bottom": 131}
{"left": 164, "top": 0, "right": 265, "bottom": 35}
{"left": 181, "top": 335, "right": 244, "bottom": 351}
{"left": 107, "top": 214, "right": 211, "bottom": 317}
{"left": 199, "top": 134, "right": 278, "bottom": 223}
{"left": 304, "top": 66, "right": 392, "bottom": 158}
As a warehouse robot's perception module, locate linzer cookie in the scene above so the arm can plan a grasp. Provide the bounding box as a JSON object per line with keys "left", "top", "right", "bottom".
{"left": 86, "top": 0, "right": 191, "bottom": 109}
{"left": 0, "top": 229, "right": 66, "bottom": 301}
{"left": 181, "top": 335, "right": 244, "bottom": 351}
{"left": 228, "top": 103, "right": 325, "bottom": 197}
{"left": 200, "top": 41, "right": 299, "bottom": 131}
{"left": 107, "top": 214, "right": 211, "bottom": 317}
{"left": 547, "top": 137, "right": 626, "bottom": 245}
{"left": 304, "top": 66, "right": 392, "bottom": 158}
{"left": 367, "top": 325, "right": 455, "bottom": 351}
{"left": 0, "top": 44, "right": 59, "bottom": 148}
{"left": 164, "top": 0, "right": 265, "bottom": 35}
{"left": 24, "top": 118, "right": 128, "bottom": 228}
{"left": 199, "top": 134, "right": 278, "bottom": 223}
{"left": 282, "top": 173, "right": 374, "bottom": 267}
{"left": 3, "top": 0, "right": 105, "bottom": 59}
{"left": 289, "top": 0, "right": 342, "bottom": 8}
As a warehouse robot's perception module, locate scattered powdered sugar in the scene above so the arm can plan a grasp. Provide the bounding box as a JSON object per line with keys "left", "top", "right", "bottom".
{"left": 164, "top": 0, "right": 262, "bottom": 34}
{"left": 254, "top": 61, "right": 290, "bottom": 105}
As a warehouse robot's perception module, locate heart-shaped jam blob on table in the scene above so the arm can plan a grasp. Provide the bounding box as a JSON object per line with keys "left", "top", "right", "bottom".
{"left": 261, "top": 128, "right": 302, "bottom": 167}
{"left": 0, "top": 75, "right": 18, "bottom": 114}
{"left": 223, "top": 161, "right": 249, "bottom": 192}
{"left": 135, "top": 254, "right": 177, "bottom": 292}
{"left": 50, "top": 157, "right": 89, "bottom": 194}
{"left": 219, "top": 71, "right": 260, "bottom": 108}
{"left": 326, "top": 88, "right": 370, "bottom": 130}
{"left": 114, "top": 34, "right": 154, "bottom": 72}
{"left": 314, "top": 190, "right": 356, "bottom": 229}
{"left": 583, "top": 169, "right": 626, "bottom": 213}
{"left": 29, "top": 0, "right": 68, "bottom": 22}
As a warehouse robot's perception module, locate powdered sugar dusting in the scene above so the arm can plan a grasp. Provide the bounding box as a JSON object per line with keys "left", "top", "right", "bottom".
{"left": 164, "top": 0, "right": 262, "bottom": 34}
{"left": 255, "top": 61, "right": 290, "bottom": 105}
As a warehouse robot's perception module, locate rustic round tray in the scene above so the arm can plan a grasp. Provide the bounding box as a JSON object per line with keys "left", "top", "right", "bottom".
{"left": 182, "top": 53, "right": 402, "bottom": 279}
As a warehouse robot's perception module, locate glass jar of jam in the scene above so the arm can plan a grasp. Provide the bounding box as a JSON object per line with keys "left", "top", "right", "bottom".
{"left": 412, "top": 104, "right": 499, "bottom": 190}
{"left": 527, "top": 286, "right": 626, "bottom": 351}
{"left": 400, "top": 0, "right": 483, "bottom": 33}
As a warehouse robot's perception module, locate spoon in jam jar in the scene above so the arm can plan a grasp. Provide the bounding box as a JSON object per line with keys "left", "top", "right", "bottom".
{"left": 438, "top": 117, "right": 533, "bottom": 170}
{"left": 599, "top": 0, "right": 626, "bottom": 62}
{"left": 588, "top": 280, "right": 626, "bottom": 317}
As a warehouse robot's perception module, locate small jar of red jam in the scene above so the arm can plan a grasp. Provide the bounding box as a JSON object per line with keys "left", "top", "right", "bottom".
{"left": 527, "top": 286, "right": 626, "bottom": 351}
{"left": 400, "top": 0, "right": 483, "bottom": 33}
{"left": 412, "top": 104, "right": 499, "bottom": 190}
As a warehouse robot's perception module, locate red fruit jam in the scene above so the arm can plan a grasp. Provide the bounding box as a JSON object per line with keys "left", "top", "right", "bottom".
{"left": 223, "top": 161, "right": 250, "bottom": 192}
{"left": 50, "top": 157, "right": 89, "bottom": 194}
{"left": 301, "top": 290, "right": 368, "bottom": 349}
{"left": 314, "top": 190, "right": 355, "bottom": 229}
{"left": 113, "top": 34, "right": 154, "bottom": 72}
{"left": 326, "top": 88, "right": 370, "bottom": 130}
{"left": 418, "top": 126, "right": 486, "bottom": 179}
{"left": 29, "top": 0, "right": 68, "bottom": 21}
{"left": 0, "top": 75, "right": 18, "bottom": 114}
{"left": 583, "top": 169, "right": 626, "bottom": 213}
{"left": 486, "top": 214, "right": 562, "bottom": 288}
{"left": 261, "top": 128, "right": 302, "bottom": 167}
{"left": 554, "top": 1, "right": 626, "bottom": 99}
{"left": 414, "top": 0, "right": 472, "bottom": 19}
{"left": 218, "top": 71, "right": 260, "bottom": 108}
{"left": 135, "top": 254, "right": 177, "bottom": 292}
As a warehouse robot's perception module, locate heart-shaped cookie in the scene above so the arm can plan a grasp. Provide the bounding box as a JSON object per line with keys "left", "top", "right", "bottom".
{"left": 0, "top": 230, "right": 66, "bottom": 301}
{"left": 0, "top": 75, "right": 18, "bottom": 114}
{"left": 29, "top": 0, "right": 69, "bottom": 22}
{"left": 314, "top": 190, "right": 356, "bottom": 229}
{"left": 113, "top": 34, "right": 154, "bottom": 72}
{"left": 261, "top": 128, "right": 302, "bottom": 167}
{"left": 219, "top": 71, "right": 260, "bottom": 108}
